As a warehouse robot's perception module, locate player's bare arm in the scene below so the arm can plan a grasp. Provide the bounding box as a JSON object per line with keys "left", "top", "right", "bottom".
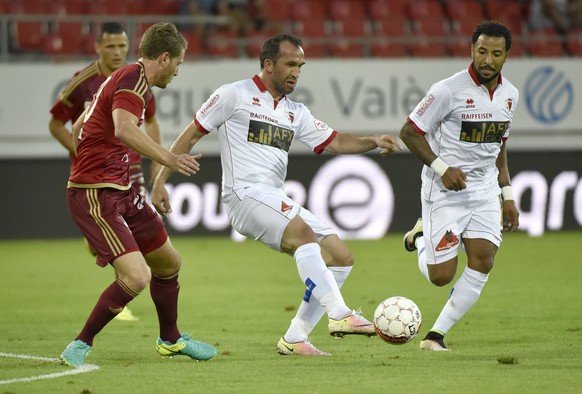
{"left": 49, "top": 117, "right": 76, "bottom": 155}
{"left": 496, "top": 142, "right": 519, "bottom": 232}
{"left": 112, "top": 108, "right": 200, "bottom": 176}
{"left": 400, "top": 120, "right": 467, "bottom": 191}
{"left": 324, "top": 132, "right": 401, "bottom": 155}
{"left": 151, "top": 121, "right": 206, "bottom": 216}
{"left": 144, "top": 115, "right": 162, "bottom": 187}
{"left": 71, "top": 108, "right": 88, "bottom": 155}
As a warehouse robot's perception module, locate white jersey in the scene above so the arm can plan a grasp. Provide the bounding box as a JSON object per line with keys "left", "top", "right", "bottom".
{"left": 195, "top": 75, "right": 336, "bottom": 197}
{"left": 408, "top": 65, "right": 519, "bottom": 202}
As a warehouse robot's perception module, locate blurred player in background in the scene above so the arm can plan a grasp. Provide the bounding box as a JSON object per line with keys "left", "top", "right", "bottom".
{"left": 400, "top": 21, "right": 520, "bottom": 351}
{"left": 49, "top": 22, "right": 162, "bottom": 322}
{"left": 60, "top": 22, "right": 216, "bottom": 367}
{"left": 151, "top": 33, "right": 401, "bottom": 356}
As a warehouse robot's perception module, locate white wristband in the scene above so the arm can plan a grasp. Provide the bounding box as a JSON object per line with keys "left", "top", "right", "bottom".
{"left": 430, "top": 157, "right": 450, "bottom": 177}
{"left": 501, "top": 186, "right": 514, "bottom": 201}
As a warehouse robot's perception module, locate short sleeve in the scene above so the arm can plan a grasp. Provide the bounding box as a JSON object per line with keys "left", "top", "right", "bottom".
{"left": 293, "top": 104, "right": 336, "bottom": 154}
{"left": 408, "top": 81, "right": 451, "bottom": 135}
{"left": 195, "top": 84, "right": 237, "bottom": 133}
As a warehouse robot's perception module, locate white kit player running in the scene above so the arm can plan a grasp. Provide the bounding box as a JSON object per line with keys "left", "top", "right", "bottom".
{"left": 400, "top": 21, "right": 520, "bottom": 351}
{"left": 152, "top": 33, "right": 401, "bottom": 356}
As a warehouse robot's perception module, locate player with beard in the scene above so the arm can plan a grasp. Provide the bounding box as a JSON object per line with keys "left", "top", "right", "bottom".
{"left": 151, "top": 33, "right": 401, "bottom": 356}
{"left": 400, "top": 21, "right": 520, "bottom": 351}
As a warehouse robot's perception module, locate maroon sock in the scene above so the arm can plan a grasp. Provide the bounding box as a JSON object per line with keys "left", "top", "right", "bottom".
{"left": 76, "top": 279, "right": 137, "bottom": 346}
{"left": 150, "top": 274, "right": 181, "bottom": 343}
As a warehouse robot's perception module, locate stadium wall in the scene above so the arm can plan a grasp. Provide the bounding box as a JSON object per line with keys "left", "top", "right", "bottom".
{"left": 0, "top": 59, "right": 580, "bottom": 239}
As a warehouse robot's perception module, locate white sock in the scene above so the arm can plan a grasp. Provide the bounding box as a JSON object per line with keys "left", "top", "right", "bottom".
{"left": 432, "top": 266, "right": 488, "bottom": 335}
{"left": 294, "top": 243, "right": 350, "bottom": 320}
{"left": 283, "top": 266, "right": 352, "bottom": 343}
{"left": 416, "top": 236, "right": 430, "bottom": 281}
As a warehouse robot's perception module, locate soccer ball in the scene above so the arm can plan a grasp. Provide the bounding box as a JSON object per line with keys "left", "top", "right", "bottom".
{"left": 373, "top": 296, "right": 422, "bottom": 344}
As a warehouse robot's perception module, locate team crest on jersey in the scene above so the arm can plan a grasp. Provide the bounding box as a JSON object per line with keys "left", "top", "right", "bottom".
{"left": 314, "top": 119, "right": 328, "bottom": 131}
{"left": 435, "top": 230, "right": 459, "bottom": 251}
{"left": 506, "top": 98, "right": 513, "bottom": 112}
{"left": 465, "top": 98, "right": 475, "bottom": 108}
{"left": 287, "top": 111, "right": 295, "bottom": 124}
{"left": 248, "top": 119, "right": 294, "bottom": 151}
{"left": 416, "top": 94, "right": 435, "bottom": 116}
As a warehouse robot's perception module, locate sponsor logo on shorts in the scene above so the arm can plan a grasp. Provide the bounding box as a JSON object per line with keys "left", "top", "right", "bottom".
{"left": 436, "top": 230, "right": 459, "bottom": 251}
{"left": 247, "top": 119, "right": 294, "bottom": 151}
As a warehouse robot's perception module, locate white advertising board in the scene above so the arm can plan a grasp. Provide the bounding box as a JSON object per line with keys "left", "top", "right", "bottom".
{"left": 0, "top": 58, "right": 580, "bottom": 157}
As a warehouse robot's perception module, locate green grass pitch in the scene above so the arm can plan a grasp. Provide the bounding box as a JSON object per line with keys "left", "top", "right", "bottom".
{"left": 1, "top": 232, "right": 581, "bottom": 393}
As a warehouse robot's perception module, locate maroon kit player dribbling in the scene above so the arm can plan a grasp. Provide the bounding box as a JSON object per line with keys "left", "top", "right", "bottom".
{"left": 59, "top": 22, "right": 216, "bottom": 367}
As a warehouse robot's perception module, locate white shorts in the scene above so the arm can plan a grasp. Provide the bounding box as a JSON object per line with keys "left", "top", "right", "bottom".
{"left": 223, "top": 186, "right": 336, "bottom": 252}
{"left": 422, "top": 190, "right": 503, "bottom": 264}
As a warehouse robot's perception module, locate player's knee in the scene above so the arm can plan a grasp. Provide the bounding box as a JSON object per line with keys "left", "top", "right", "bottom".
{"left": 428, "top": 270, "right": 455, "bottom": 286}
{"left": 156, "top": 252, "right": 182, "bottom": 277}
{"left": 429, "top": 276, "right": 453, "bottom": 287}
{"left": 469, "top": 259, "right": 494, "bottom": 274}
{"left": 331, "top": 251, "right": 353, "bottom": 267}
{"left": 122, "top": 269, "right": 151, "bottom": 293}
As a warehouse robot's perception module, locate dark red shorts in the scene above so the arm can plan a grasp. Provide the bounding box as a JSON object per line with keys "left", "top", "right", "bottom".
{"left": 67, "top": 187, "right": 168, "bottom": 267}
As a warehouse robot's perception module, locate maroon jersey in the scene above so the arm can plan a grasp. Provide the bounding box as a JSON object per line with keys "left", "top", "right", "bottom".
{"left": 68, "top": 62, "right": 152, "bottom": 189}
{"left": 128, "top": 94, "right": 156, "bottom": 197}
{"left": 51, "top": 61, "right": 156, "bottom": 191}
{"left": 50, "top": 61, "right": 105, "bottom": 126}
{"left": 128, "top": 95, "right": 156, "bottom": 167}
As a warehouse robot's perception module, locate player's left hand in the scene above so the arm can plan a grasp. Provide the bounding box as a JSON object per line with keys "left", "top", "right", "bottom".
{"left": 502, "top": 200, "right": 520, "bottom": 232}
{"left": 377, "top": 135, "right": 402, "bottom": 156}
{"left": 151, "top": 184, "right": 172, "bottom": 217}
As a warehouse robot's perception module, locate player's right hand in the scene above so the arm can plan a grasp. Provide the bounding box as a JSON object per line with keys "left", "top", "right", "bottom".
{"left": 171, "top": 153, "right": 202, "bottom": 176}
{"left": 441, "top": 167, "right": 467, "bottom": 191}
{"left": 151, "top": 184, "right": 172, "bottom": 216}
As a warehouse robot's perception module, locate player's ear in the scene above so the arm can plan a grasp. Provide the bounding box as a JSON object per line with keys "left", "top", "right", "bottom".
{"left": 264, "top": 58, "right": 273, "bottom": 73}
{"left": 159, "top": 52, "right": 170, "bottom": 66}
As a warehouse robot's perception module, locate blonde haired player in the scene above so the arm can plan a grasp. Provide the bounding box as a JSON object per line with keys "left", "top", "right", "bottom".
{"left": 49, "top": 22, "right": 162, "bottom": 322}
